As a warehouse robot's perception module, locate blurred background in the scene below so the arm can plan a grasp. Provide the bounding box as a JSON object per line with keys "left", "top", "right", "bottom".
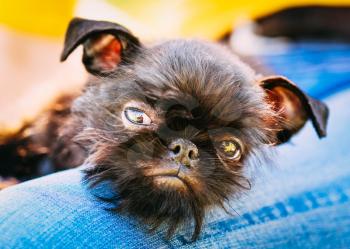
{"left": 1, "top": 0, "right": 350, "bottom": 131}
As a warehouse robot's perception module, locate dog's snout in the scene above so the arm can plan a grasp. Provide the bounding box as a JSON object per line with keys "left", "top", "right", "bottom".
{"left": 169, "top": 138, "right": 199, "bottom": 167}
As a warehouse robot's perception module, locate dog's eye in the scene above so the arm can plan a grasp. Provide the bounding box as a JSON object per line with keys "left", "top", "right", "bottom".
{"left": 219, "top": 140, "right": 241, "bottom": 160}
{"left": 124, "top": 107, "right": 152, "bottom": 125}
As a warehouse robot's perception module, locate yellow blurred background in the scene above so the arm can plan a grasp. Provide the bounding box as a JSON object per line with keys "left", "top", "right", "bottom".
{"left": 1, "top": 0, "right": 350, "bottom": 39}
{"left": 0, "top": 0, "right": 350, "bottom": 130}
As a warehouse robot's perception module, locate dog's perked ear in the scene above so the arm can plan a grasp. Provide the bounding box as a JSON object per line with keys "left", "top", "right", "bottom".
{"left": 260, "top": 76, "right": 329, "bottom": 144}
{"left": 60, "top": 17, "right": 141, "bottom": 75}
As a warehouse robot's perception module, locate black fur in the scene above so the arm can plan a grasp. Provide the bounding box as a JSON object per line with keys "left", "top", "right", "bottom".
{"left": 75, "top": 39, "right": 274, "bottom": 240}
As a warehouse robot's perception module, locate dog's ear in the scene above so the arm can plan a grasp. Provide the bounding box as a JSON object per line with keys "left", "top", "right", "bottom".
{"left": 60, "top": 17, "right": 140, "bottom": 75}
{"left": 260, "top": 76, "right": 329, "bottom": 144}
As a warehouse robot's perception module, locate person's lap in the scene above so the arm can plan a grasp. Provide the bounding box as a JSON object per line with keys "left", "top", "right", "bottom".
{"left": 0, "top": 86, "right": 349, "bottom": 248}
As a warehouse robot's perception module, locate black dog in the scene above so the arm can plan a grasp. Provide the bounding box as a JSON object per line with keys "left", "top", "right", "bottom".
{"left": 0, "top": 18, "right": 328, "bottom": 240}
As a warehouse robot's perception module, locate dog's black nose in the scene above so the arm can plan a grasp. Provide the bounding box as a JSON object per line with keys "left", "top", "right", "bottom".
{"left": 169, "top": 138, "right": 199, "bottom": 167}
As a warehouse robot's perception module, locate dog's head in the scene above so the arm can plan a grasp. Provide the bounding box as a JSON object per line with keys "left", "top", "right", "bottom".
{"left": 61, "top": 18, "right": 328, "bottom": 240}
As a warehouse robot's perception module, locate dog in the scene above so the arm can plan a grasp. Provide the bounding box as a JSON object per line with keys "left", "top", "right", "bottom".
{"left": 0, "top": 18, "right": 328, "bottom": 240}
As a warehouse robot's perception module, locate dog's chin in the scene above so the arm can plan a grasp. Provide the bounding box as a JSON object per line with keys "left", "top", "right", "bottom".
{"left": 152, "top": 175, "right": 188, "bottom": 192}
{"left": 141, "top": 161, "right": 202, "bottom": 194}
{"left": 148, "top": 170, "right": 200, "bottom": 194}
{"left": 85, "top": 160, "right": 209, "bottom": 240}
{"left": 114, "top": 169, "right": 206, "bottom": 240}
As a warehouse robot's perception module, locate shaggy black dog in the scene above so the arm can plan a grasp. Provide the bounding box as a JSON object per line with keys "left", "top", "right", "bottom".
{"left": 0, "top": 18, "right": 328, "bottom": 240}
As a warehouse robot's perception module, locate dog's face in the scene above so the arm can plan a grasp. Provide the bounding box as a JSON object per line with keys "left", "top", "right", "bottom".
{"left": 61, "top": 18, "right": 328, "bottom": 240}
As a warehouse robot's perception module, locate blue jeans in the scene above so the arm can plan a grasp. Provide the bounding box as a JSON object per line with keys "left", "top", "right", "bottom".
{"left": 0, "top": 87, "right": 349, "bottom": 248}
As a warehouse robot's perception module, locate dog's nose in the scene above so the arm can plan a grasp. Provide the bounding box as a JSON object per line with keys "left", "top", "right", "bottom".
{"left": 169, "top": 138, "right": 199, "bottom": 167}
